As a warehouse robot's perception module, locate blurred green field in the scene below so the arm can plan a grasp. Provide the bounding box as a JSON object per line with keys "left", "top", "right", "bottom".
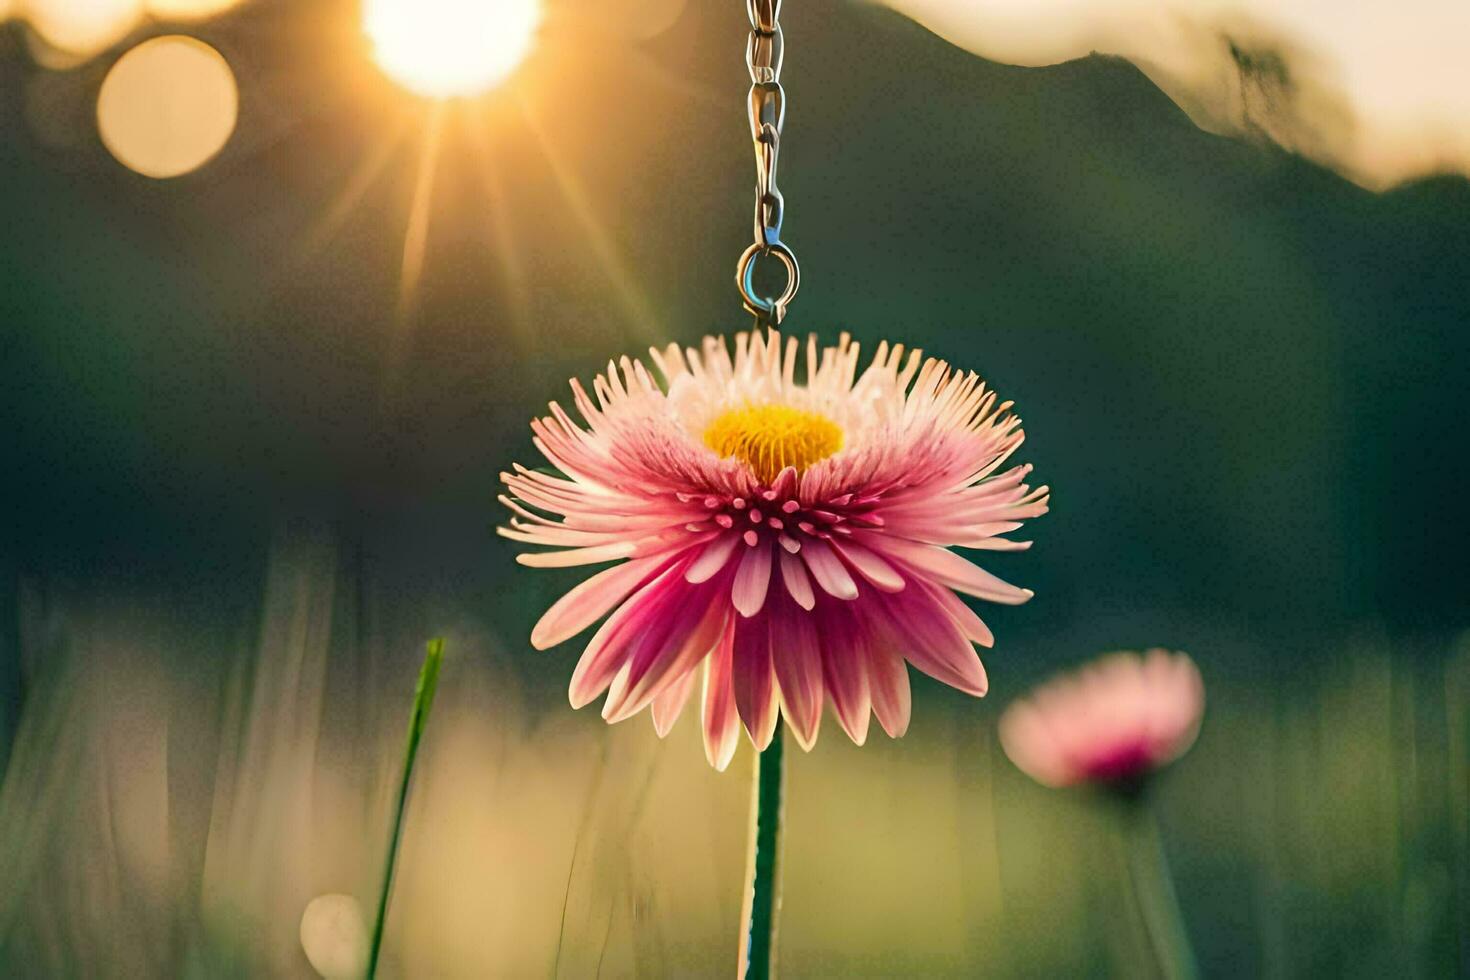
{"left": 0, "top": 531, "right": 1464, "bottom": 976}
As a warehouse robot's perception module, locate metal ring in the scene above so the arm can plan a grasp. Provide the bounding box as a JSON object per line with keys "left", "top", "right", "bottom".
{"left": 736, "top": 241, "right": 800, "bottom": 324}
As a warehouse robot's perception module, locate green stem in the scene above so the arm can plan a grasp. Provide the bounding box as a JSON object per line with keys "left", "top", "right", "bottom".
{"left": 739, "top": 721, "right": 786, "bottom": 980}
{"left": 1121, "top": 799, "right": 1198, "bottom": 980}
{"left": 366, "top": 638, "right": 445, "bottom": 980}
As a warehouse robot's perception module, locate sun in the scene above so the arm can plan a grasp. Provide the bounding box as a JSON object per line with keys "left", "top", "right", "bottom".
{"left": 364, "top": 0, "right": 542, "bottom": 99}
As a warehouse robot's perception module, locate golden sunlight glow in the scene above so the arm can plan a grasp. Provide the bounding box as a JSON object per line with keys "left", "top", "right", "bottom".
{"left": 144, "top": 0, "right": 243, "bottom": 19}
{"left": 397, "top": 105, "right": 445, "bottom": 317}
{"left": 97, "top": 36, "right": 238, "bottom": 178}
{"left": 705, "top": 404, "right": 844, "bottom": 485}
{"left": 23, "top": 29, "right": 94, "bottom": 70}
{"left": 585, "top": 0, "right": 686, "bottom": 40}
{"left": 364, "top": 0, "right": 542, "bottom": 99}
{"left": 26, "top": 0, "right": 143, "bottom": 56}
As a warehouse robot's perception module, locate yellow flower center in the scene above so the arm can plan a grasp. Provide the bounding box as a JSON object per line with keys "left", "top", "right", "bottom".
{"left": 703, "top": 403, "right": 844, "bottom": 485}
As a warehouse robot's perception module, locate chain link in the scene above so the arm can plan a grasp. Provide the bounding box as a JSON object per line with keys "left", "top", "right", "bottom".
{"left": 736, "top": 0, "right": 799, "bottom": 326}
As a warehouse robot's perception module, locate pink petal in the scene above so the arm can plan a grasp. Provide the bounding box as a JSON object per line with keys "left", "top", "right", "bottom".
{"left": 517, "top": 541, "right": 637, "bottom": 568}
{"left": 603, "top": 598, "right": 728, "bottom": 723}
{"left": 768, "top": 466, "right": 798, "bottom": 499}
{"left": 732, "top": 616, "right": 780, "bottom": 750}
{"left": 686, "top": 533, "right": 741, "bottom": 583}
{"left": 863, "top": 536, "right": 1031, "bottom": 605}
{"left": 879, "top": 584, "right": 989, "bottom": 697}
{"left": 928, "top": 586, "right": 995, "bottom": 648}
{"left": 965, "top": 538, "right": 1033, "bottom": 552}
{"left": 779, "top": 549, "right": 815, "bottom": 610}
{"left": 822, "top": 614, "right": 871, "bottom": 745}
{"left": 651, "top": 665, "right": 698, "bottom": 737}
{"left": 997, "top": 701, "right": 1074, "bottom": 787}
{"left": 865, "top": 643, "right": 912, "bottom": 738}
{"left": 531, "top": 554, "right": 670, "bottom": 650}
{"left": 831, "top": 540, "right": 906, "bottom": 593}
{"left": 568, "top": 563, "right": 685, "bottom": 708}
{"left": 769, "top": 604, "right": 823, "bottom": 750}
{"left": 801, "top": 539, "right": 859, "bottom": 600}
{"left": 732, "top": 543, "right": 774, "bottom": 618}
{"left": 701, "top": 619, "right": 741, "bottom": 771}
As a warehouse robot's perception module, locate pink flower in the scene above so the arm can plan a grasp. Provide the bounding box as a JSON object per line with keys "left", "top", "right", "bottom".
{"left": 501, "top": 330, "right": 1049, "bottom": 769}
{"left": 998, "top": 650, "right": 1205, "bottom": 789}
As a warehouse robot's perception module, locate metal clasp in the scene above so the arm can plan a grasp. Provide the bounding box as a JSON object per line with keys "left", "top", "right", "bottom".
{"left": 738, "top": 0, "right": 797, "bottom": 326}
{"left": 737, "top": 241, "right": 800, "bottom": 325}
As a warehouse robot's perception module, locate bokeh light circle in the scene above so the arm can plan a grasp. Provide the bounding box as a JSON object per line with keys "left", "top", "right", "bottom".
{"left": 364, "top": 0, "right": 542, "bottom": 99}
{"left": 144, "top": 0, "right": 243, "bottom": 20}
{"left": 27, "top": 0, "right": 143, "bottom": 56}
{"left": 299, "top": 894, "right": 369, "bottom": 980}
{"left": 97, "top": 35, "right": 238, "bottom": 179}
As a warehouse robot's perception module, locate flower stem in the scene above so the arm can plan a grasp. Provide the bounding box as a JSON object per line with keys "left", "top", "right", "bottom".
{"left": 739, "top": 721, "right": 786, "bottom": 980}
{"left": 1121, "top": 798, "right": 1198, "bottom": 980}
{"left": 366, "top": 637, "right": 445, "bottom": 980}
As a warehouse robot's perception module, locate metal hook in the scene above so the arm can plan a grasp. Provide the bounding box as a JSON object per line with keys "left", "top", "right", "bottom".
{"left": 737, "top": 241, "right": 800, "bottom": 325}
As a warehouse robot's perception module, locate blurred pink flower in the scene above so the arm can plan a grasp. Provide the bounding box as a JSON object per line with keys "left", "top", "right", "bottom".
{"left": 999, "top": 649, "right": 1204, "bottom": 788}
{"left": 502, "top": 330, "right": 1048, "bottom": 769}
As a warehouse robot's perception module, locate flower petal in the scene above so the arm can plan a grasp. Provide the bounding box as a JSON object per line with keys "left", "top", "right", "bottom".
{"left": 769, "top": 603, "right": 823, "bottom": 750}
{"left": 862, "top": 535, "right": 1031, "bottom": 605}
{"left": 732, "top": 615, "right": 780, "bottom": 750}
{"left": 701, "top": 619, "right": 741, "bottom": 771}
{"left": 568, "top": 563, "right": 686, "bottom": 708}
{"left": 831, "top": 540, "right": 906, "bottom": 593}
{"left": 732, "top": 542, "right": 774, "bottom": 618}
{"left": 822, "top": 613, "right": 871, "bottom": 745}
{"left": 686, "top": 533, "right": 741, "bottom": 583}
{"left": 997, "top": 700, "right": 1075, "bottom": 788}
{"left": 865, "top": 643, "right": 912, "bottom": 738}
{"left": 779, "top": 549, "right": 815, "bottom": 611}
{"left": 928, "top": 586, "right": 995, "bottom": 648}
{"left": 801, "top": 539, "right": 859, "bottom": 600}
{"left": 603, "top": 597, "right": 727, "bottom": 723}
{"left": 878, "top": 584, "right": 989, "bottom": 697}
{"left": 651, "top": 664, "right": 699, "bottom": 737}
{"left": 531, "top": 554, "right": 671, "bottom": 650}
{"left": 517, "top": 541, "right": 637, "bottom": 568}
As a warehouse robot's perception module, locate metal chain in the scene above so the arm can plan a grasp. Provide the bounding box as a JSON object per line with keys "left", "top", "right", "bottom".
{"left": 736, "top": 0, "right": 800, "bottom": 327}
